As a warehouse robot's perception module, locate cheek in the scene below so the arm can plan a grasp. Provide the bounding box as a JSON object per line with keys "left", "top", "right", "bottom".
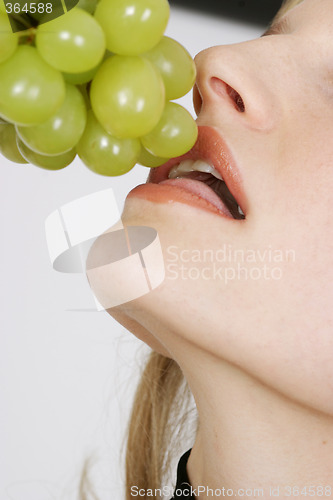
{"left": 120, "top": 196, "right": 333, "bottom": 414}
{"left": 240, "top": 194, "right": 333, "bottom": 412}
{"left": 121, "top": 194, "right": 333, "bottom": 335}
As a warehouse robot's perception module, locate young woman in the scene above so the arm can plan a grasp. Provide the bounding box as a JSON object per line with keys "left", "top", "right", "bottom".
{"left": 86, "top": 0, "right": 333, "bottom": 498}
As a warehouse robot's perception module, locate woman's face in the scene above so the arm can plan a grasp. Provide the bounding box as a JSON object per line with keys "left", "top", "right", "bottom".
{"left": 96, "top": 0, "right": 333, "bottom": 415}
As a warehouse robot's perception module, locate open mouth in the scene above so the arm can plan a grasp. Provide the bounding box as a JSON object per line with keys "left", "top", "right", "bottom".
{"left": 167, "top": 159, "right": 245, "bottom": 220}
{"left": 132, "top": 126, "right": 248, "bottom": 220}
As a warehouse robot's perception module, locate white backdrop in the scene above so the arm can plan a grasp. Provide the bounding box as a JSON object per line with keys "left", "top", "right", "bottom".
{"left": 0, "top": 8, "right": 262, "bottom": 500}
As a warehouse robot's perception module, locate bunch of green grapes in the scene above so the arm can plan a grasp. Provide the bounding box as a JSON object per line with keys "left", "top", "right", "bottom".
{"left": 0, "top": 0, "right": 198, "bottom": 175}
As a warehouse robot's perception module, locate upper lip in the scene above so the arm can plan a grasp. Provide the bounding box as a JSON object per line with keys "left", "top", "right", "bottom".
{"left": 147, "top": 125, "right": 248, "bottom": 215}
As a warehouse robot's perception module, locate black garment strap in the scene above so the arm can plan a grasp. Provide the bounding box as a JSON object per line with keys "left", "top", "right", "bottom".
{"left": 169, "top": 448, "right": 195, "bottom": 499}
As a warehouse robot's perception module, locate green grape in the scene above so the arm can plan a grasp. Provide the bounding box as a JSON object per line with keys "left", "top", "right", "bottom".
{"left": 0, "top": 123, "right": 28, "bottom": 163}
{"left": 36, "top": 8, "right": 106, "bottom": 73}
{"left": 0, "top": 13, "right": 17, "bottom": 63}
{"left": 63, "top": 63, "right": 100, "bottom": 85}
{"left": 138, "top": 145, "right": 168, "bottom": 168}
{"left": 94, "top": 0, "right": 169, "bottom": 55}
{"left": 75, "top": 0, "right": 99, "bottom": 14}
{"left": 16, "top": 84, "right": 87, "bottom": 156}
{"left": 143, "top": 36, "right": 196, "bottom": 100}
{"left": 77, "top": 110, "right": 140, "bottom": 176}
{"left": 17, "top": 137, "right": 76, "bottom": 170}
{"left": 0, "top": 45, "right": 65, "bottom": 125}
{"left": 90, "top": 55, "right": 165, "bottom": 138}
{"left": 141, "top": 101, "right": 198, "bottom": 158}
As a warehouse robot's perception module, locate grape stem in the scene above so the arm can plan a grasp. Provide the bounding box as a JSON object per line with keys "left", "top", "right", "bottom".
{"left": 60, "top": 0, "right": 68, "bottom": 13}
{"left": 18, "top": 27, "right": 36, "bottom": 45}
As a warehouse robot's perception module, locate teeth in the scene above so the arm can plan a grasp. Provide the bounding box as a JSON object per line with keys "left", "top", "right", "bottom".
{"left": 168, "top": 160, "right": 194, "bottom": 177}
{"left": 168, "top": 160, "right": 223, "bottom": 181}
{"left": 238, "top": 206, "right": 244, "bottom": 216}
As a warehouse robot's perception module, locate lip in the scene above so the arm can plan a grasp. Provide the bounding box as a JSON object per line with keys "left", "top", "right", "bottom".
{"left": 128, "top": 125, "right": 247, "bottom": 218}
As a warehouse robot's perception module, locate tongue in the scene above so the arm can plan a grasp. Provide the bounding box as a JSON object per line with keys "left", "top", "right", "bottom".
{"left": 159, "top": 178, "right": 233, "bottom": 218}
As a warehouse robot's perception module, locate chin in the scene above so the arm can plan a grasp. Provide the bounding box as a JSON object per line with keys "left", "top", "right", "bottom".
{"left": 121, "top": 195, "right": 163, "bottom": 227}
{"left": 122, "top": 193, "right": 201, "bottom": 246}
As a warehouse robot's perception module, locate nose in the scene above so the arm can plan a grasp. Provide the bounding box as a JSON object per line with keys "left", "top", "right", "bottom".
{"left": 193, "top": 43, "right": 278, "bottom": 132}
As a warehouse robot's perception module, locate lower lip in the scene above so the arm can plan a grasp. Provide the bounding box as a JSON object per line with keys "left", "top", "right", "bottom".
{"left": 127, "top": 179, "right": 233, "bottom": 219}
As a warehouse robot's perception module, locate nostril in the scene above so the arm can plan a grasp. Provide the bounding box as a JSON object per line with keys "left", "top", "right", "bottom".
{"left": 210, "top": 77, "right": 245, "bottom": 113}
{"left": 226, "top": 84, "right": 245, "bottom": 113}
{"left": 193, "top": 84, "right": 203, "bottom": 116}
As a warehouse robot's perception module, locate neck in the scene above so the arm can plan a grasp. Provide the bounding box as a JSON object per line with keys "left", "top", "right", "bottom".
{"left": 181, "top": 353, "right": 333, "bottom": 500}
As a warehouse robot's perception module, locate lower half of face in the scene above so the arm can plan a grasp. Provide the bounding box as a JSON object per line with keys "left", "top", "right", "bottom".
{"left": 108, "top": 153, "right": 333, "bottom": 415}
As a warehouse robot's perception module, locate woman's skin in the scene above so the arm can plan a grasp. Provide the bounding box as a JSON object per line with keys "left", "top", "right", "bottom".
{"left": 87, "top": 0, "right": 333, "bottom": 497}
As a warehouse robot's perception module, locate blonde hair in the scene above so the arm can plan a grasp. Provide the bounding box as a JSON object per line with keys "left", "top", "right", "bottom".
{"left": 79, "top": 1, "right": 305, "bottom": 498}
{"left": 124, "top": 351, "right": 195, "bottom": 497}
